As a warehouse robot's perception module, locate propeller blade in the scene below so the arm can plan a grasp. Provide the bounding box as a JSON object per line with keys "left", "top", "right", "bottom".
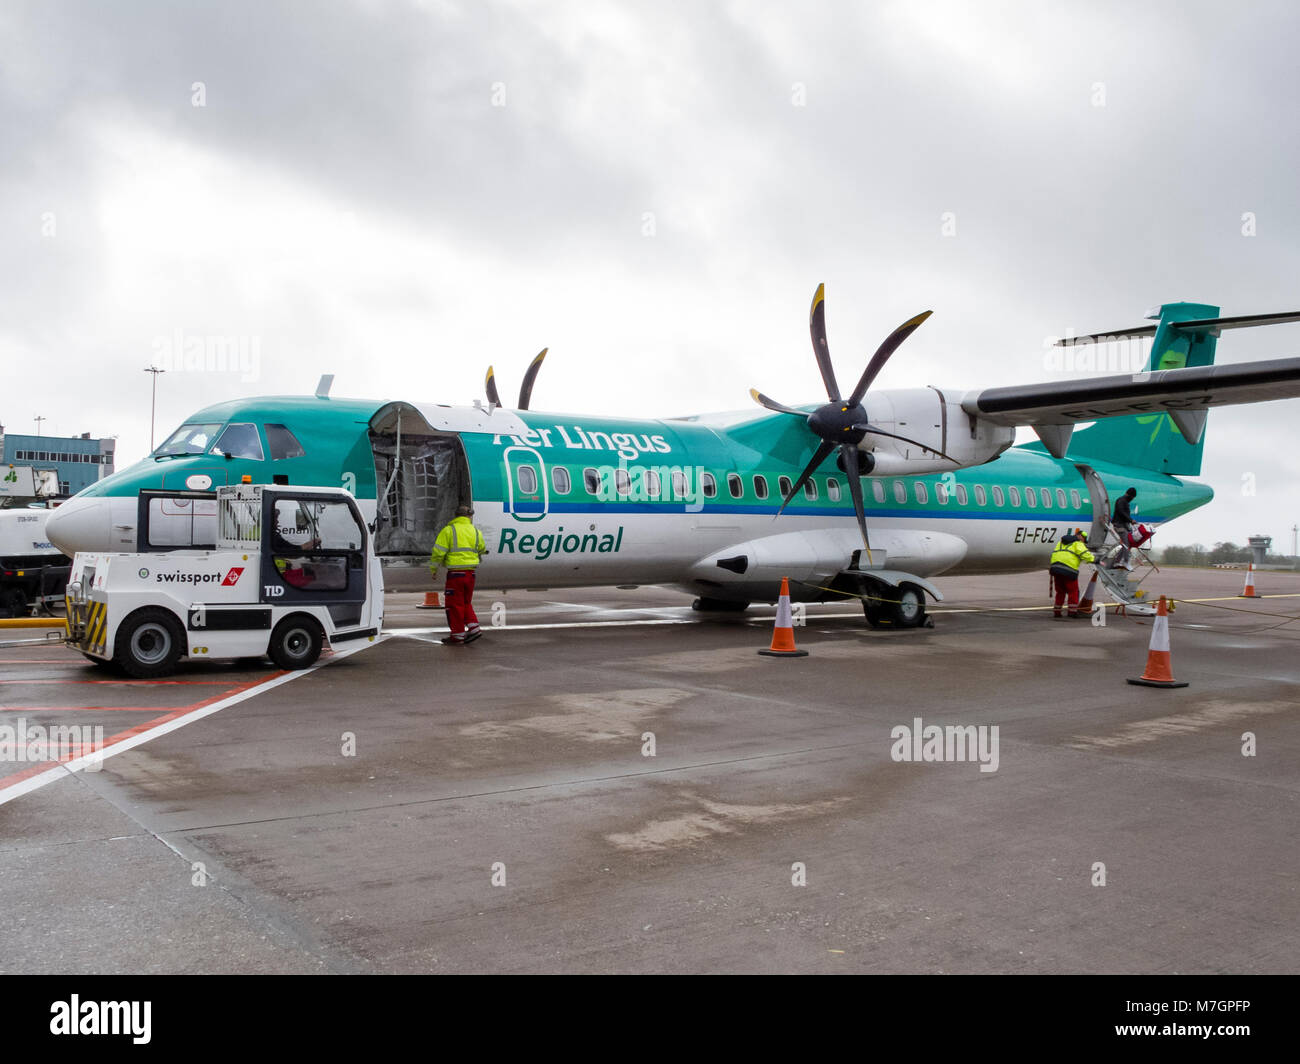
{"left": 485, "top": 366, "right": 502, "bottom": 407}
{"left": 840, "top": 444, "right": 872, "bottom": 555}
{"left": 852, "top": 424, "right": 959, "bottom": 464}
{"left": 775, "top": 439, "right": 836, "bottom": 517}
{"left": 809, "top": 283, "right": 841, "bottom": 401}
{"left": 517, "top": 348, "right": 548, "bottom": 410}
{"left": 847, "top": 310, "right": 933, "bottom": 406}
{"left": 750, "top": 388, "right": 806, "bottom": 416}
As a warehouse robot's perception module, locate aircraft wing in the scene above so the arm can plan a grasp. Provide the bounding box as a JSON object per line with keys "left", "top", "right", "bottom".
{"left": 960, "top": 357, "right": 1300, "bottom": 455}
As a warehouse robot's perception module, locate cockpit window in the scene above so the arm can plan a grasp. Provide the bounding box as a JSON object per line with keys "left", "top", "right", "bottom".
{"left": 210, "top": 423, "right": 265, "bottom": 461}
{"left": 156, "top": 423, "right": 222, "bottom": 456}
{"left": 266, "top": 424, "right": 306, "bottom": 460}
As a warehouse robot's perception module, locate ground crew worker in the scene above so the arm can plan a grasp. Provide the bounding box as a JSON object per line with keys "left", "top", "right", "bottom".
{"left": 429, "top": 504, "right": 487, "bottom": 645}
{"left": 1111, "top": 487, "right": 1138, "bottom": 568}
{"left": 1049, "top": 532, "right": 1095, "bottom": 619}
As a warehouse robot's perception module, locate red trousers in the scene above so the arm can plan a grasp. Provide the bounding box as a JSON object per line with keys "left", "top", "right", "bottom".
{"left": 1052, "top": 572, "right": 1080, "bottom": 615}
{"left": 443, "top": 569, "right": 480, "bottom": 638}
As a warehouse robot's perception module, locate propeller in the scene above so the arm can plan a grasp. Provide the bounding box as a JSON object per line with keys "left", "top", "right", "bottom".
{"left": 751, "top": 284, "right": 957, "bottom": 555}
{"left": 486, "top": 348, "right": 549, "bottom": 410}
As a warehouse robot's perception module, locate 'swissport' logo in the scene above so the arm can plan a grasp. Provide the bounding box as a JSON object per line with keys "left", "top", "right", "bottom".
{"left": 155, "top": 567, "right": 243, "bottom": 586}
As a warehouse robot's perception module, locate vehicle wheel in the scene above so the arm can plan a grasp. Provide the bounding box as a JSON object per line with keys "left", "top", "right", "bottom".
{"left": 114, "top": 608, "right": 185, "bottom": 678}
{"left": 1, "top": 589, "right": 28, "bottom": 618}
{"left": 891, "top": 583, "right": 927, "bottom": 629}
{"left": 268, "top": 616, "right": 323, "bottom": 670}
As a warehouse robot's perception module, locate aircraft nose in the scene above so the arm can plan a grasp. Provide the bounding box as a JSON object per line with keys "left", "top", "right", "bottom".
{"left": 45, "top": 496, "right": 113, "bottom": 556}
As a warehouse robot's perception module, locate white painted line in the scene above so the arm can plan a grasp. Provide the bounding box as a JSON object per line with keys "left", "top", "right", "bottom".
{"left": 0, "top": 638, "right": 384, "bottom": 807}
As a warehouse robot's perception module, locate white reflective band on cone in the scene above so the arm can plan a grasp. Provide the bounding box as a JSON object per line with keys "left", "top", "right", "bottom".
{"left": 775, "top": 596, "right": 792, "bottom": 628}
{"left": 1150, "top": 614, "right": 1170, "bottom": 653}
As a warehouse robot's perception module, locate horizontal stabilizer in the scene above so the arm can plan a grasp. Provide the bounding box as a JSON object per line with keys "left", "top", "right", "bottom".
{"left": 963, "top": 357, "right": 1300, "bottom": 428}
{"left": 1056, "top": 310, "right": 1300, "bottom": 345}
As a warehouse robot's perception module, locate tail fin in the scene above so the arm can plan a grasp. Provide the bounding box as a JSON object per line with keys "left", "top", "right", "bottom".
{"left": 1065, "top": 301, "right": 1220, "bottom": 475}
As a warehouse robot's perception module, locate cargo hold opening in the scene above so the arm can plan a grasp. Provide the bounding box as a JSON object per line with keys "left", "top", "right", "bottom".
{"left": 369, "top": 403, "right": 471, "bottom": 556}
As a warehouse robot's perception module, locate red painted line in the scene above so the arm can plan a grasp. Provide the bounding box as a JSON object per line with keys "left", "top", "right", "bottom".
{"left": 0, "top": 672, "right": 285, "bottom": 791}
{"left": 0, "top": 705, "right": 210, "bottom": 712}
{"left": 0, "top": 679, "right": 240, "bottom": 685}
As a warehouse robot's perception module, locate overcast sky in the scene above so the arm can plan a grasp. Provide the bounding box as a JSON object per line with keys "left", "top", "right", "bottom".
{"left": 2, "top": 0, "right": 1298, "bottom": 550}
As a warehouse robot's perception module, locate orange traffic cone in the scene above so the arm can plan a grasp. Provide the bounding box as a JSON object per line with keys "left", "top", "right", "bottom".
{"left": 1077, "top": 570, "right": 1099, "bottom": 614}
{"left": 417, "top": 591, "right": 443, "bottom": 609}
{"left": 1126, "top": 595, "right": 1188, "bottom": 688}
{"left": 1238, "top": 564, "right": 1262, "bottom": 598}
{"left": 758, "top": 577, "right": 808, "bottom": 657}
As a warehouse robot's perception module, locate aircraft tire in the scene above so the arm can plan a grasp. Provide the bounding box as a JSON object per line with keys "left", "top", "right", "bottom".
{"left": 891, "top": 583, "right": 927, "bottom": 629}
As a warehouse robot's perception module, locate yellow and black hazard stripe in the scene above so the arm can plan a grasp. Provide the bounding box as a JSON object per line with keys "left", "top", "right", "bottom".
{"left": 83, "top": 600, "right": 109, "bottom": 654}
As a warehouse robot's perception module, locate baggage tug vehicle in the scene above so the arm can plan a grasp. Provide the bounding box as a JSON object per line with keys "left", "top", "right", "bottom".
{"left": 65, "top": 482, "right": 383, "bottom": 677}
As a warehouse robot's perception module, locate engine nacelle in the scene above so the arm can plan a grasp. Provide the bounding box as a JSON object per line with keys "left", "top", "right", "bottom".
{"left": 859, "top": 388, "right": 1013, "bottom": 474}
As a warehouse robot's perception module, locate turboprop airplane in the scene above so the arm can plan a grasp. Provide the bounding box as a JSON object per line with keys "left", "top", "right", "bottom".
{"left": 45, "top": 288, "right": 1300, "bottom": 628}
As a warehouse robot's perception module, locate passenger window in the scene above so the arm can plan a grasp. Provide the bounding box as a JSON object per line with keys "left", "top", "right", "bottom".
{"left": 702, "top": 472, "right": 717, "bottom": 498}
{"left": 615, "top": 469, "right": 631, "bottom": 496}
{"left": 1070, "top": 489, "right": 1081, "bottom": 509}
{"left": 830, "top": 479, "right": 843, "bottom": 502}
{"left": 645, "top": 470, "right": 661, "bottom": 497}
{"left": 893, "top": 481, "right": 906, "bottom": 504}
{"left": 1041, "top": 488, "right": 1052, "bottom": 508}
{"left": 992, "top": 485, "right": 1004, "bottom": 507}
{"left": 753, "top": 475, "right": 769, "bottom": 500}
{"left": 518, "top": 465, "right": 538, "bottom": 494}
{"left": 975, "top": 485, "right": 987, "bottom": 506}
{"left": 1008, "top": 486, "right": 1021, "bottom": 506}
{"left": 552, "top": 467, "right": 571, "bottom": 494}
{"left": 778, "top": 476, "right": 793, "bottom": 498}
{"left": 583, "top": 468, "right": 600, "bottom": 494}
{"left": 935, "top": 482, "right": 948, "bottom": 504}
{"left": 727, "top": 473, "right": 742, "bottom": 498}
{"left": 804, "top": 479, "right": 817, "bottom": 501}
{"left": 915, "top": 482, "right": 929, "bottom": 504}
{"left": 1056, "top": 488, "right": 1067, "bottom": 508}
{"left": 211, "top": 423, "right": 264, "bottom": 461}
{"left": 956, "top": 484, "right": 968, "bottom": 505}
{"left": 1025, "top": 487, "right": 1037, "bottom": 508}
{"left": 265, "top": 424, "right": 306, "bottom": 460}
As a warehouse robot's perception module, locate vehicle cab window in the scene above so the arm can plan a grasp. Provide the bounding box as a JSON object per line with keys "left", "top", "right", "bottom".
{"left": 270, "top": 497, "right": 362, "bottom": 592}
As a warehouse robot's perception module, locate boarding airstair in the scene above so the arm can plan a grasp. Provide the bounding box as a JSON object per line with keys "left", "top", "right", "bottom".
{"left": 1088, "top": 522, "right": 1160, "bottom": 616}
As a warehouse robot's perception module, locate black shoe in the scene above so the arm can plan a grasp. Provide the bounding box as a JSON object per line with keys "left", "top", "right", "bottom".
{"left": 440, "top": 636, "right": 465, "bottom": 645}
{"left": 463, "top": 629, "right": 482, "bottom": 644}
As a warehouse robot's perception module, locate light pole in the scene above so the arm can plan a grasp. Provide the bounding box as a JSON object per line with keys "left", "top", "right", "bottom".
{"left": 34, "top": 415, "right": 45, "bottom": 436}
{"left": 143, "top": 366, "right": 165, "bottom": 451}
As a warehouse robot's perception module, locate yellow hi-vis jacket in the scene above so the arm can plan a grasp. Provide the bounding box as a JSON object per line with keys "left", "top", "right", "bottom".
{"left": 1049, "top": 538, "right": 1095, "bottom": 573}
{"left": 430, "top": 516, "right": 486, "bottom": 572}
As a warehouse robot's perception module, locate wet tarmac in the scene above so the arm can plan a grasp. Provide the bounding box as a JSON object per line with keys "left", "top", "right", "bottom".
{"left": 2, "top": 568, "right": 1297, "bottom": 973}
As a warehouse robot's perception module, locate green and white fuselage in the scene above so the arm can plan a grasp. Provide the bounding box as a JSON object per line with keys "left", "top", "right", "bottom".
{"left": 45, "top": 393, "right": 1211, "bottom": 601}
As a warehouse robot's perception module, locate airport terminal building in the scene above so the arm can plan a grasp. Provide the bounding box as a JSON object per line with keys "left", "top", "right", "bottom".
{"left": 0, "top": 427, "right": 115, "bottom": 496}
